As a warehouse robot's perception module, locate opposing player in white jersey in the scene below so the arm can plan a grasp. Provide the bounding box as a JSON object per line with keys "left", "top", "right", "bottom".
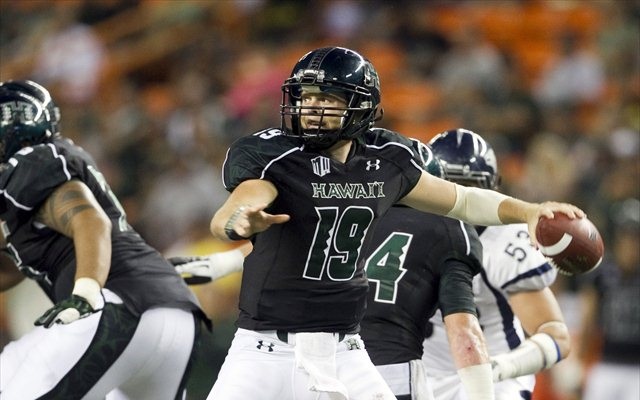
{"left": 423, "top": 129, "right": 571, "bottom": 400}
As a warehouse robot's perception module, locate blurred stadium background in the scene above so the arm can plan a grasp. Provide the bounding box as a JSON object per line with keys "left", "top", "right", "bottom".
{"left": 0, "top": 1, "right": 638, "bottom": 399}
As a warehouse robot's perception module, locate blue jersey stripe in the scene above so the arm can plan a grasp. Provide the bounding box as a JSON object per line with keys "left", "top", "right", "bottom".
{"left": 480, "top": 268, "right": 522, "bottom": 350}
{"left": 501, "top": 263, "right": 553, "bottom": 290}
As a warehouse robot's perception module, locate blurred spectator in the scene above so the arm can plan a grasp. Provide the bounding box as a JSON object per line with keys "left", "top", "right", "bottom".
{"left": 595, "top": 1, "right": 640, "bottom": 88}
{"left": 533, "top": 30, "right": 605, "bottom": 108}
{"left": 434, "top": 24, "right": 507, "bottom": 102}
{"left": 490, "top": 54, "right": 543, "bottom": 155}
{"left": 77, "top": 0, "right": 141, "bottom": 25}
{"left": 578, "top": 206, "right": 640, "bottom": 400}
{"left": 32, "top": 4, "right": 105, "bottom": 105}
{"left": 511, "top": 132, "right": 579, "bottom": 202}
{"left": 319, "top": 0, "right": 365, "bottom": 42}
{"left": 223, "top": 46, "right": 286, "bottom": 140}
{"left": 165, "top": 68, "right": 223, "bottom": 155}
{"left": 393, "top": 4, "right": 451, "bottom": 78}
{"left": 137, "top": 153, "right": 226, "bottom": 251}
{"left": 608, "top": 126, "right": 640, "bottom": 160}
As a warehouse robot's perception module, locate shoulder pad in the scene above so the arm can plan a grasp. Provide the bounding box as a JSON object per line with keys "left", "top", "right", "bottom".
{"left": 364, "top": 128, "right": 414, "bottom": 147}
{"left": 223, "top": 129, "right": 303, "bottom": 190}
{"left": 1, "top": 143, "right": 75, "bottom": 211}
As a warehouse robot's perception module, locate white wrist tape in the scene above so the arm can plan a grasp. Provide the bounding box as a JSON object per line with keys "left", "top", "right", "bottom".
{"left": 491, "top": 333, "right": 561, "bottom": 382}
{"left": 446, "top": 184, "right": 511, "bottom": 226}
{"left": 72, "top": 277, "right": 103, "bottom": 309}
{"left": 457, "top": 363, "right": 495, "bottom": 400}
{"left": 208, "top": 249, "right": 245, "bottom": 281}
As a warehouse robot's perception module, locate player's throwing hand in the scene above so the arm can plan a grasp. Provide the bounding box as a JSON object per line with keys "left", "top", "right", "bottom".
{"left": 225, "top": 204, "right": 290, "bottom": 240}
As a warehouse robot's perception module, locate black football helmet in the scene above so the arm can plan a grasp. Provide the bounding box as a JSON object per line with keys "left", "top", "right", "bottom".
{"left": 281, "top": 47, "right": 382, "bottom": 149}
{"left": 428, "top": 128, "right": 500, "bottom": 189}
{"left": 0, "top": 87, "right": 55, "bottom": 163}
{"left": 0, "top": 80, "right": 60, "bottom": 135}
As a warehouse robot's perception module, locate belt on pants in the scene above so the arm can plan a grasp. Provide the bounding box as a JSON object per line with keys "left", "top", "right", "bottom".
{"left": 275, "top": 330, "right": 347, "bottom": 344}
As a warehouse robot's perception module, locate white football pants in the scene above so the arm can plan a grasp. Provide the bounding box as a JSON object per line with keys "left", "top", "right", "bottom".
{"left": 208, "top": 328, "right": 396, "bottom": 400}
{"left": 0, "top": 290, "right": 196, "bottom": 400}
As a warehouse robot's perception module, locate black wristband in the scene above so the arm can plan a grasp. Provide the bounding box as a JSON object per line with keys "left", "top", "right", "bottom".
{"left": 225, "top": 227, "right": 248, "bottom": 241}
{"left": 224, "top": 206, "right": 249, "bottom": 241}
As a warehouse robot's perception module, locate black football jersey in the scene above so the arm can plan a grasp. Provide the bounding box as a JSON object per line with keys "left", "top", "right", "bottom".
{"left": 223, "top": 128, "right": 423, "bottom": 332}
{"left": 359, "top": 205, "right": 483, "bottom": 365}
{"left": 0, "top": 138, "right": 203, "bottom": 317}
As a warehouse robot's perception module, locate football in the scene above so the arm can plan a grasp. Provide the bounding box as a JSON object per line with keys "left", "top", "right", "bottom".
{"left": 536, "top": 214, "right": 605, "bottom": 275}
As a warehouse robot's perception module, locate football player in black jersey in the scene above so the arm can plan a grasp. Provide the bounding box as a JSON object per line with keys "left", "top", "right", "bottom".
{"left": 205, "top": 46, "right": 584, "bottom": 400}
{"left": 359, "top": 142, "right": 492, "bottom": 400}
{"left": 172, "top": 143, "right": 493, "bottom": 400}
{"left": 0, "top": 80, "right": 209, "bottom": 399}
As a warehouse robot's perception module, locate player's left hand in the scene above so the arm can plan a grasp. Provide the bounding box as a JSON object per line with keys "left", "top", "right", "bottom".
{"left": 170, "top": 247, "right": 247, "bottom": 285}
{"left": 527, "top": 202, "right": 585, "bottom": 246}
{"left": 169, "top": 256, "right": 214, "bottom": 285}
{"left": 35, "top": 295, "right": 96, "bottom": 328}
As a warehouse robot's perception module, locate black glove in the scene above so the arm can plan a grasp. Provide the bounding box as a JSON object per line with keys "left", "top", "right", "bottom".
{"left": 35, "top": 294, "right": 96, "bottom": 328}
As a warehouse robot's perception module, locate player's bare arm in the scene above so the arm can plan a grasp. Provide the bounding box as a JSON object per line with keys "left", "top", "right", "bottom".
{"left": 444, "top": 313, "right": 490, "bottom": 367}
{"left": 509, "top": 288, "right": 571, "bottom": 358}
{"left": 489, "top": 288, "right": 571, "bottom": 382}
{"left": 35, "top": 179, "right": 111, "bottom": 286}
{"left": 210, "top": 179, "right": 290, "bottom": 241}
{"left": 400, "top": 170, "right": 585, "bottom": 245}
{"left": 444, "top": 312, "right": 494, "bottom": 399}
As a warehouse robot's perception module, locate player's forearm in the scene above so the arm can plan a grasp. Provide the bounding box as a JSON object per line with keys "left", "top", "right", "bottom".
{"left": 510, "top": 288, "right": 571, "bottom": 362}
{"left": 402, "top": 173, "right": 542, "bottom": 227}
{"left": 490, "top": 332, "right": 563, "bottom": 382}
{"left": 536, "top": 320, "right": 571, "bottom": 359}
{"left": 491, "top": 294, "right": 570, "bottom": 382}
{"left": 446, "top": 184, "right": 530, "bottom": 226}
{"left": 444, "top": 313, "right": 490, "bottom": 368}
{"left": 445, "top": 313, "right": 494, "bottom": 400}
{"left": 210, "top": 202, "right": 243, "bottom": 241}
{"left": 71, "top": 211, "right": 111, "bottom": 287}
{"left": 210, "top": 179, "right": 280, "bottom": 241}
{"left": 497, "top": 197, "right": 539, "bottom": 224}
{"left": 492, "top": 292, "right": 570, "bottom": 381}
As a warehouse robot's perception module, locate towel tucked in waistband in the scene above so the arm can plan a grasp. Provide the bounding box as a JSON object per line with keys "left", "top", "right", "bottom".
{"left": 294, "top": 332, "right": 349, "bottom": 400}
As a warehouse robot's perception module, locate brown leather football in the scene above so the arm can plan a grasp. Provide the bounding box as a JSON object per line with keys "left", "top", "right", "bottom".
{"left": 536, "top": 214, "right": 605, "bottom": 275}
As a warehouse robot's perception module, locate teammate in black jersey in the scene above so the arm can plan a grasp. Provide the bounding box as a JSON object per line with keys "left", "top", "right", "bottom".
{"left": 0, "top": 80, "right": 209, "bottom": 399}
{"left": 359, "top": 142, "right": 492, "bottom": 400}
{"left": 205, "top": 46, "right": 584, "bottom": 399}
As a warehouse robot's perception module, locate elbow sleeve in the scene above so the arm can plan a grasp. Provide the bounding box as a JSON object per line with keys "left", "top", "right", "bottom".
{"left": 446, "top": 184, "right": 511, "bottom": 226}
